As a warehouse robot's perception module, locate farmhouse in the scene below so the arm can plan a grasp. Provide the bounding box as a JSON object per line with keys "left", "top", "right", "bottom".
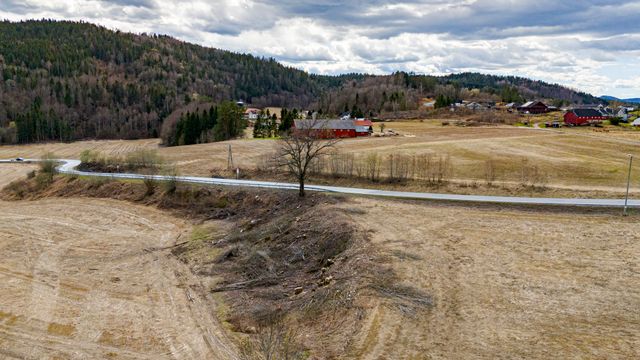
{"left": 563, "top": 109, "right": 608, "bottom": 125}
{"left": 518, "top": 101, "right": 549, "bottom": 114}
{"left": 244, "top": 108, "right": 261, "bottom": 120}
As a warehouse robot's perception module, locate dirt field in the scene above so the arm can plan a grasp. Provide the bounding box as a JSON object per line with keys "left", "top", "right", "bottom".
{"left": 0, "top": 168, "right": 238, "bottom": 359}
{"left": 1, "top": 121, "right": 638, "bottom": 193}
{"left": 342, "top": 198, "right": 640, "bottom": 359}
{"left": 0, "top": 164, "right": 37, "bottom": 187}
{"left": 2, "top": 163, "right": 640, "bottom": 358}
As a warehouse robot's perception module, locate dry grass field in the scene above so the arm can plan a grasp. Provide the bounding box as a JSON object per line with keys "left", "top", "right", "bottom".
{"left": 342, "top": 197, "right": 640, "bottom": 359}
{"left": 0, "top": 167, "right": 237, "bottom": 359}
{"left": 1, "top": 163, "right": 639, "bottom": 358}
{"left": 1, "top": 121, "right": 639, "bottom": 194}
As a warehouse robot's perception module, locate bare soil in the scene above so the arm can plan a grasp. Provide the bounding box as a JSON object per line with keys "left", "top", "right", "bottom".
{"left": 0, "top": 168, "right": 238, "bottom": 359}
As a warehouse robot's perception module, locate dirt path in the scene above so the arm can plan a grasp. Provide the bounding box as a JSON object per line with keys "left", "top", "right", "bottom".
{"left": 344, "top": 198, "right": 640, "bottom": 359}
{"left": 0, "top": 187, "right": 238, "bottom": 358}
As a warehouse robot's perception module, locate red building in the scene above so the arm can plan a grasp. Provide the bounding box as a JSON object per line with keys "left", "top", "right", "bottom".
{"left": 563, "top": 109, "right": 608, "bottom": 126}
{"left": 293, "top": 119, "right": 356, "bottom": 138}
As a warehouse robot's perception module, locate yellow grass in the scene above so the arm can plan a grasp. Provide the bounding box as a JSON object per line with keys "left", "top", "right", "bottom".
{"left": 1, "top": 120, "right": 639, "bottom": 191}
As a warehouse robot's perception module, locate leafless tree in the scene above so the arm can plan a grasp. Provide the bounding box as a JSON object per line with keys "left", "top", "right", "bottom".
{"left": 277, "top": 119, "right": 341, "bottom": 197}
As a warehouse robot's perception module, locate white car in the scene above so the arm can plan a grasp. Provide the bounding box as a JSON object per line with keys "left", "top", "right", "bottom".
{"left": 14, "top": 157, "right": 24, "bottom": 162}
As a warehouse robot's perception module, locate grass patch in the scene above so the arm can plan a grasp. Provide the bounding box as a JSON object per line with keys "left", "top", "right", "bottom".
{"left": 47, "top": 322, "right": 75, "bottom": 337}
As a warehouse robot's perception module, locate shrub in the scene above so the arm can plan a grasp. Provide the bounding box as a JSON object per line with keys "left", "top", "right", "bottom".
{"left": 39, "top": 152, "right": 57, "bottom": 173}
{"left": 162, "top": 166, "right": 179, "bottom": 194}
{"left": 484, "top": 159, "right": 497, "bottom": 185}
{"left": 79, "top": 149, "right": 101, "bottom": 164}
{"left": 143, "top": 176, "right": 158, "bottom": 196}
{"left": 125, "top": 149, "right": 163, "bottom": 169}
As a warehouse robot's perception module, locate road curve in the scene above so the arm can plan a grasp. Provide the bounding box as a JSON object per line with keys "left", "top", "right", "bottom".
{"left": 1, "top": 159, "right": 638, "bottom": 208}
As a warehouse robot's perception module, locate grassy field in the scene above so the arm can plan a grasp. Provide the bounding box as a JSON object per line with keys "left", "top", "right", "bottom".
{"left": 342, "top": 197, "right": 640, "bottom": 359}
{"left": 1, "top": 120, "right": 639, "bottom": 193}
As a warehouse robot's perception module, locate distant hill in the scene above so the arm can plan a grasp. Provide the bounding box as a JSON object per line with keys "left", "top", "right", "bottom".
{"left": 0, "top": 20, "right": 604, "bottom": 144}
{"left": 601, "top": 96, "right": 640, "bottom": 104}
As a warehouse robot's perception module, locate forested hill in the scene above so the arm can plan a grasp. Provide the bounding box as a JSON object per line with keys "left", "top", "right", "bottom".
{"left": 0, "top": 20, "right": 344, "bottom": 143}
{"left": 0, "top": 20, "right": 601, "bottom": 144}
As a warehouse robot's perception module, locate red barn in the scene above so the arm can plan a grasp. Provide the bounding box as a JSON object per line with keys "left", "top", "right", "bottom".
{"left": 564, "top": 109, "right": 608, "bottom": 126}
{"left": 293, "top": 119, "right": 356, "bottom": 138}
{"left": 354, "top": 119, "right": 373, "bottom": 136}
{"left": 518, "top": 101, "right": 549, "bottom": 114}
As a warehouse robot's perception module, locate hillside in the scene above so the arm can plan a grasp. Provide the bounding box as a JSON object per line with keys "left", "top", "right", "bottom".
{"left": 0, "top": 20, "right": 337, "bottom": 143}
{"left": 0, "top": 20, "right": 602, "bottom": 144}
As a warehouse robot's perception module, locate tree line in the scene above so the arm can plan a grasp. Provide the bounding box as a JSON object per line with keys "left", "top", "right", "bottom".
{"left": 253, "top": 108, "right": 297, "bottom": 138}
{"left": 161, "top": 101, "right": 245, "bottom": 146}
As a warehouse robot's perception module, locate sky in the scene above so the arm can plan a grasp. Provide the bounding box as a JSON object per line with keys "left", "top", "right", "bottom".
{"left": 1, "top": 0, "right": 640, "bottom": 98}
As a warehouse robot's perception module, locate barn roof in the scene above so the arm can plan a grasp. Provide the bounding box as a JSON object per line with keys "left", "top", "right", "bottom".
{"left": 354, "top": 119, "right": 373, "bottom": 126}
{"left": 294, "top": 119, "right": 355, "bottom": 130}
{"left": 572, "top": 108, "right": 605, "bottom": 117}
{"left": 520, "top": 101, "right": 547, "bottom": 108}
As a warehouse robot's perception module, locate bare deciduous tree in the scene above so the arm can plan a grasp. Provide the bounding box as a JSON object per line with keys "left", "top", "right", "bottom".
{"left": 277, "top": 119, "right": 341, "bottom": 197}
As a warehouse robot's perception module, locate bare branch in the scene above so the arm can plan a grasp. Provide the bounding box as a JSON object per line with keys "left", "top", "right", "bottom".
{"left": 276, "top": 118, "right": 341, "bottom": 197}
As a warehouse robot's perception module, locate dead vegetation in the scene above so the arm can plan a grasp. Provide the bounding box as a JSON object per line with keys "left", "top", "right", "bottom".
{"left": 1, "top": 171, "right": 429, "bottom": 358}
{"left": 258, "top": 151, "right": 453, "bottom": 185}
{"left": 78, "top": 148, "right": 164, "bottom": 173}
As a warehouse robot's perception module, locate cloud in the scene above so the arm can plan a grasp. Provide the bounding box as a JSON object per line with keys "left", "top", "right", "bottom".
{"left": 1, "top": 0, "right": 639, "bottom": 97}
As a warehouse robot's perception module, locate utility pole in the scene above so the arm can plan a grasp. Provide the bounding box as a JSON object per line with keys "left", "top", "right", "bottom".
{"left": 227, "top": 144, "right": 234, "bottom": 171}
{"left": 624, "top": 154, "right": 633, "bottom": 216}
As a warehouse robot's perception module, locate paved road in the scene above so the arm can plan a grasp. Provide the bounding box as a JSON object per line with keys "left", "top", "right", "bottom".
{"left": 1, "top": 158, "right": 638, "bottom": 208}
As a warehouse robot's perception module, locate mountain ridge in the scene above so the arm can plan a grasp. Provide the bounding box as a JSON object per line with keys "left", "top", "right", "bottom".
{"left": 600, "top": 95, "right": 640, "bottom": 104}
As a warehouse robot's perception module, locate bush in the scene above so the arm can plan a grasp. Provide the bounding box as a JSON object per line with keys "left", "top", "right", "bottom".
{"left": 125, "top": 149, "right": 163, "bottom": 169}
{"left": 39, "top": 152, "right": 58, "bottom": 177}
{"left": 161, "top": 166, "right": 179, "bottom": 194}
{"left": 143, "top": 176, "right": 158, "bottom": 196}
{"left": 79, "top": 149, "right": 101, "bottom": 164}
{"left": 610, "top": 117, "right": 621, "bottom": 126}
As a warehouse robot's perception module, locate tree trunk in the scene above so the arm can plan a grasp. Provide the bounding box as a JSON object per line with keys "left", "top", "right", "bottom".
{"left": 298, "top": 175, "right": 305, "bottom": 197}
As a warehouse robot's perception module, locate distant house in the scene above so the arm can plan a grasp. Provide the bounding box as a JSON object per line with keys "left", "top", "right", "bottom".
{"left": 564, "top": 109, "right": 608, "bottom": 125}
{"left": 505, "top": 102, "right": 520, "bottom": 112}
{"left": 466, "top": 102, "right": 484, "bottom": 111}
{"left": 339, "top": 111, "right": 351, "bottom": 120}
{"left": 518, "top": 101, "right": 549, "bottom": 114}
{"left": 353, "top": 119, "right": 373, "bottom": 136}
{"left": 632, "top": 118, "right": 640, "bottom": 127}
{"left": 617, "top": 107, "right": 629, "bottom": 121}
{"left": 244, "top": 108, "right": 261, "bottom": 120}
{"left": 598, "top": 106, "right": 616, "bottom": 117}
{"left": 421, "top": 98, "right": 436, "bottom": 108}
